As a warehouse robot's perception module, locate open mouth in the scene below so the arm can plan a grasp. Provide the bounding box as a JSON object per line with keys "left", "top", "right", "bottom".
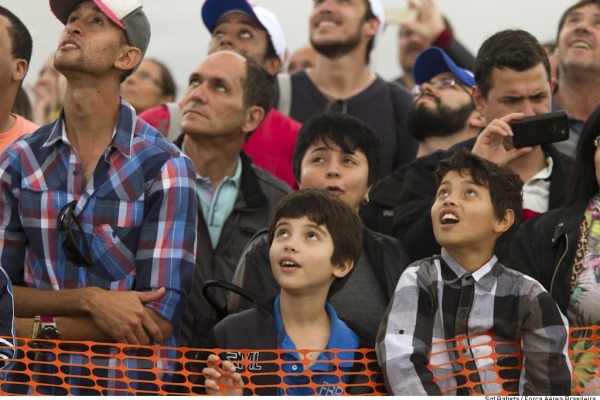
{"left": 280, "top": 259, "right": 300, "bottom": 269}
{"left": 440, "top": 212, "right": 459, "bottom": 225}
{"left": 571, "top": 40, "right": 592, "bottom": 49}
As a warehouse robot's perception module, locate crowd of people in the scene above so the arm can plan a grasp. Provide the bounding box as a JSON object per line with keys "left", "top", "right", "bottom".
{"left": 0, "top": 0, "right": 599, "bottom": 396}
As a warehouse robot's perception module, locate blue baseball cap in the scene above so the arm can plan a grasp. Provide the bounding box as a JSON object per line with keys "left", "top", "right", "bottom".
{"left": 201, "top": 0, "right": 287, "bottom": 64}
{"left": 414, "top": 47, "right": 475, "bottom": 87}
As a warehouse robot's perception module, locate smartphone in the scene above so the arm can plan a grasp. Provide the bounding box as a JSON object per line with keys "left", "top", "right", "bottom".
{"left": 510, "top": 111, "right": 569, "bottom": 148}
{"left": 386, "top": 8, "right": 418, "bottom": 25}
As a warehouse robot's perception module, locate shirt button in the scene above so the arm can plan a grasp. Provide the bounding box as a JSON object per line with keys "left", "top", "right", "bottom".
{"left": 459, "top": 312, "right": 466, "bottom": 318}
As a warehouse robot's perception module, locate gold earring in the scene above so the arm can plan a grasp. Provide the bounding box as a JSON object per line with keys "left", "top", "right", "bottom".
{"left": 362, "top": 194, "right": 370, "bottom": 205}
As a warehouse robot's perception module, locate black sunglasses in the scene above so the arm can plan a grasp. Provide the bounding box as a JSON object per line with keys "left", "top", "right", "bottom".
{"left": 57, "top": 201, "right": 94, "bottom": 267}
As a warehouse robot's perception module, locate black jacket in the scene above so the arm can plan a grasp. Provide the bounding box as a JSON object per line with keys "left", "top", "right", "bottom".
{"left": 360, "top": 164, "right": 408, "bottom": 236}
{"left": 505, "top": 199, "right": 586, "bottom": 313}
{"left": 228, "top": 227, "right": 409, "bottom": 314}
{"left": 392, "top": 138, "right": 574, "bottom": 262}
{"left": 173, "top": 135, "right": 291, "bottom": 345}
{"left": 202, "top": 297, "right": 381, "bottom": 396}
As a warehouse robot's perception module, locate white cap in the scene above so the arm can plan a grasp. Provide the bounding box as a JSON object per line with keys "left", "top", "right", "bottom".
{"left": 201, "top": 0, "right": 287, "bottom": 64}
{"left": 368, "top": 0, "right": 385, "bottom": 47}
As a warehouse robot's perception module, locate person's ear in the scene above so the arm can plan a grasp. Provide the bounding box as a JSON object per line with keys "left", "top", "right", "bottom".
{"left": 241, "top": 105, "right": 266, "bottom": 136}
{"left": 472, "top": 85, "right": 486, "bottom": 114}
{"left": 12, "top": 59, "right": 27, "bottom": 82}
{"left": 468, "top": 110, "right": 486, "bottom": 130}
{"left": 363, "top": 16, "right": 380, "bottom": 41}
{"left": 263, "top": 56, "right": 282, "bottom": 76}
{"left": 333, "top": 260, "right": 354, "bottom": 279}
{"left": 550, "top": 77, "right": 557, "bottom": 94}
{"left": 494, "top": 208, "right": 514, "bottom": 234}
{"left": 115, "top": 46, "right": 142, "bottom": 74}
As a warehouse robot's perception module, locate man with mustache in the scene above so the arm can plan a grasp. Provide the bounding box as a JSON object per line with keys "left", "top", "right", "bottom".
{"left": 362, "top": 47, "right": 484, "bottom": 235}
{"left": 393, "top": 30, "right": 573, "bottom": 262}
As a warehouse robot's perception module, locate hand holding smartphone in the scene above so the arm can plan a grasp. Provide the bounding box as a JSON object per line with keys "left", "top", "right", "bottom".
{"left": 510, "top": 111, "right": 570, "bottom": 148}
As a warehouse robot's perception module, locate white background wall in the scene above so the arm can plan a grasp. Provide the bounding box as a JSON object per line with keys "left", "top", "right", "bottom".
{"left": 3, "top": 0, "right": 575, "bottom": 98}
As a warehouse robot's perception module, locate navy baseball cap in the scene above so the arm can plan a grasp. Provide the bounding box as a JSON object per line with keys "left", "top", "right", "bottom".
{"left": 201, "top": 0, "right": 287, "bottom": 64}
{"left": 414, "top": 47, "right": 475, "bottom": 87}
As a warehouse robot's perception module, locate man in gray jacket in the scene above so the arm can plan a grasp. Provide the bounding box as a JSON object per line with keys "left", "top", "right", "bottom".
{"left": 175, "top": 50, "right": 291, "bottom": 346}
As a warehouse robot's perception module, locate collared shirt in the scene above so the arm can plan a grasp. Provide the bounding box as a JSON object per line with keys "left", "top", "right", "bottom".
{"left": 0, "top": 99, "right": 198, "bottom": 394}
{"left": 376, "top": 248, "right": 571, "bottom": 396}
{"left": 191, "top": 153, "right": 242, "bottom": 250}
{"left": 552, "top": 99, "right": 584, "bottom": 158}
{"left": 522, "top": 156, "right": 553, "bottom": 221}
{"left": 274, "top": 295, "right": 359, "bottom": 396}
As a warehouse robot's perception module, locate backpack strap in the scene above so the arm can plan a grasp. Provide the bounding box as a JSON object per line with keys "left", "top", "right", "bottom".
{"left": 276, "top": 73, "right": 292, "bottom": 116}
{"left": 165, "top": 102, "right": 181, "bottom": 141}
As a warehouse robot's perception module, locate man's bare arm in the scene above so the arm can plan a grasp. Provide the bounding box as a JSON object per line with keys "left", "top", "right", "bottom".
{"left": 13, "top": 286, "right": 172, "bottom": 344}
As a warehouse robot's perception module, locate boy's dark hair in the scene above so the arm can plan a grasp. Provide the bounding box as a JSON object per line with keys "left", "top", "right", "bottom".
{"left": 0, "top": 6, "right": 32, "bottom": 77}
{"left": 293, "top": 112, "right": 380, "bottom": 187}
{"left": 434, "top": 150, "right": 523, "bottom": 251}
{"left": 267, "top": 189, "right": 363, "bottom": 297}
{"left": 566, "top": 104, "right": 600, "bottom": 205}
{"left": 474, "top": 29, "right": 550, "bottom": 99}
{"left": 557, "top": 0, "right": 600, "bottom": 41}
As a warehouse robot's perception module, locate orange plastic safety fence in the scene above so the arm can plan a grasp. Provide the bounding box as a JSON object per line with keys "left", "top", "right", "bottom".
{"left": 0, "top": 338, "right": 384, "bottom": 395}
{"left": 0, "top": 326, "right": 597, "bottom": 396}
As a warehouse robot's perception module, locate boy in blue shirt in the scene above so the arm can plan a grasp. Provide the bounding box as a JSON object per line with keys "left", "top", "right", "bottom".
{"left": 201, "top": 189, "right": 372, "bottom": 395}
{"left": 377, "top": 150, "right": 571, "bottom": 395}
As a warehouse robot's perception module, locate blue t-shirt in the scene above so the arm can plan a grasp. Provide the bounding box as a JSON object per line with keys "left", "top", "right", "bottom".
{"left": 273, "top": 295, "right": 359, "bottom": 396}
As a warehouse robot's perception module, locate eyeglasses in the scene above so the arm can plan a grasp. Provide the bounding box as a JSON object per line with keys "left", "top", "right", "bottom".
{"left": 57, "top": 201, "right": 94, "bottom": 267}
{"left": 594, "top": 135, "right": 600, "bottom": 148}
{"left": 411, "top": 78, "right": 471, "bottom": 97}
{"left": 325, "top": 99, "right": 347, "bottom": 114}
{"left": 132, "top": 70, "right": 163, "bottom": 89}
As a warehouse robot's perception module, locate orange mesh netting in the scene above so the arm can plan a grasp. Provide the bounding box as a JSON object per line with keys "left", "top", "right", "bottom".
{"left": 0, "top": 326, "right": 597, "bottom": 395}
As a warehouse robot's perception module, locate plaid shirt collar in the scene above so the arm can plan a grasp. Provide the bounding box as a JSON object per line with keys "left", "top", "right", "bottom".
{"left": 42, "top": 97, "right": 138, "bottom": 160}
{"left": 440, "top": 247, "right": 498, "bottom": 292}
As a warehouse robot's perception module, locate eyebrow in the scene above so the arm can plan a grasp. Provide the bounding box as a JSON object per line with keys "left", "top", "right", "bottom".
{"left": 275, "top": 221, "right": 328, "bottom": 236}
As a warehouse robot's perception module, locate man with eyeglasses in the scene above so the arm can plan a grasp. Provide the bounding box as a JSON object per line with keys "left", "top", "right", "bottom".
{"left": 392, "top": 29, "right": 573, "bottom": 262}
{"left": 362, "top": 47, "right": 484, "bottom": 235}
{"left": 0, "top": 0, "right": 197, "bottom": 393}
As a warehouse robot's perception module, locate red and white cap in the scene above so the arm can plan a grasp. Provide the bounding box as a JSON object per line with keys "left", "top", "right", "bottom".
{"left": 50, "top": 0, "right": 151, "bottom": 60}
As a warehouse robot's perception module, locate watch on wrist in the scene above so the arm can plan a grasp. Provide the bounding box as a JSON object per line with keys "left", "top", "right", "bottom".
{"left": 38, "top": 316, "right": 60, "bottom": 340}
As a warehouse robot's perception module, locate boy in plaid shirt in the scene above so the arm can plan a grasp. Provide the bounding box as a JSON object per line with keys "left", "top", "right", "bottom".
{"left": 377, "top": 151, "right": 571, "bottom": 395}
